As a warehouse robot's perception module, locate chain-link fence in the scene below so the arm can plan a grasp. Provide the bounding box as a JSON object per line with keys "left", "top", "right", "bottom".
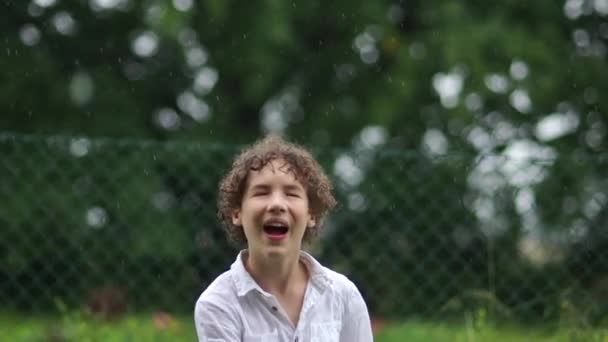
{"left": 1, "top": 132, "right": 607, "bottom": 325}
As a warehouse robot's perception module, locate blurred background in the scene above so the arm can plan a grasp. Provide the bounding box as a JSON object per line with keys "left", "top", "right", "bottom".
{"left": 1, "top": 0, "right": 608, "bottom": 341}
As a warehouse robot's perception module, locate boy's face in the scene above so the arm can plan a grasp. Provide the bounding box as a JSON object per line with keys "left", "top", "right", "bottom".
{"left": 232, "top": 159, "right": 315, "bottom": 258}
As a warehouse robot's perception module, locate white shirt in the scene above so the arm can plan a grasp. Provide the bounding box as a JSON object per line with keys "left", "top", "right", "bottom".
{"left": 194, "top": 250, "right": 373, "bottom": 342}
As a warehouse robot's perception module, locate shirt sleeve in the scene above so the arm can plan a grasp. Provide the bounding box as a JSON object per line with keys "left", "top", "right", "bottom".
{"left": 340, "top": 282, "right": 374, "bottom": 342}
{"left": 194, "top": 299, "right": 241, "bottom": 342}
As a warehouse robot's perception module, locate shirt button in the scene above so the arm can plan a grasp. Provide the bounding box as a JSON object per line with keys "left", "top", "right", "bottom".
{"left": 271, "top": 306, "right": 278, "bottom": 312}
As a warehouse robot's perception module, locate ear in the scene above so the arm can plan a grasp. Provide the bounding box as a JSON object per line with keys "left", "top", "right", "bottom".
{"left": 232, "top": 209, "right": 242, "bottom": 226}
{"left": 307, "top": 214, "right": 316, "bottom": 228}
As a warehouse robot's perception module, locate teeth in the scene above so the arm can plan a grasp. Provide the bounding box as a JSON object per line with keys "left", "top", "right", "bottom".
{"left": 265, "top": 223, "right": 286, "bottom": 227}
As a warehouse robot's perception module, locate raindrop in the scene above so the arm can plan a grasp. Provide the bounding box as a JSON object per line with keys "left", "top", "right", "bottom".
{"left": 34, "top": 0, "right": 56, "bottom": 8}
{"left": 433, "top": 71, "right": 464, "bottom": 108}
{"left": 409, "top": 42, "right": 426, "bottom": 59}
{"left": 20, "top": 24, "right": 41, "bottom": 46}
{"left": 515, "top": 188, "right": 534, "bottom": 213}
{"left": 590, "top": 41, "right": 606, "bottom": 57}
{"left": 152, "top": 192, "right": 175, "bottom": 211}
{"left": 354, "top": 32, "right": 373, "bottom": 50}
{"left": 583, "top": 194, "right": 604, "bottom": 218}
{"left": 509, "top": 60, "right": 529, "bottom": 80}
{"left": 177, "top": 91, "right": 210, "bottom": 122}
{"left": 484, "top": 73, "right": 509, "bottom": 93}
{"left": 573, "top": 29, "right": 590, "bottom": 48}
{"left": 562, "top": 196, "right": 578, "bottom": 214}
{"left": 360, "top": 48, "right": 379, "bottom": 64}
{"left": 465, "top": 93, "right": 483, "bottom": 111}
{"left": 178, "top": 28, "right": 198, "bottom": 47}
{"left": 53, "top": 11, "right": 77, "bottom": 36}
{"left": 594, "top": 0, "right": 608, "bottom": 15}
{"left": 145, "top": 4, "right": 165, "bottom": 25}
{"left": 155, "top": 108, "right": 181, "bottom": 130}
{"left": 131, "top": 31, "right": 159, "bottom": 57}
{"left": 509, "top": 89, "right": 532, "bottom": 113}
{"left": 70, "top": 72, "right": 94, "bottom": 106}
{"left": 86, "top": 206, "right": 108, "bottom": 228}
{"left": 186, "top": 46, "right": 207, "bottom": 67}
{"left": 353, "top": 31, "right": 379, "bottom": 64}
{"left": 387, "top": 4, "right": 404, "bottom": 24}
{"left": 569, "top": 220, "right": 588, "bottom": 242}
{"left": 28, "top": 3, "right": 44, "bottom": 17}
{"left": 564, "top": 0, "right": 584, "bottom": 19}
{"left": 335, "top": 64, "right": 356, "bottom": 83}
{"left": 334, "top": 155, "right": 363, "bottom": 187}
{"left": 193, "top": 67, "right": 219, "bottom": 94}
{"left": 584, "top": 87, "right": 598, "bottom": 104}
{"left": 422, "top": 129, "right": 448, "bottom": 156}
{"left": 359, "top": 126, "right": 388, "bottom": 148}
{"left": 366, "top": 25, "right": 383, "bottom": 40}
{"left": 261, "top": 107, "right": 288, "bottom": 134}
{"left": 600, "top": 23, "right": 608, "bottom": 39}
{"left": 557, "top": 101, "right": 573, "bottom": 113}
{"left": 70, "top": 138, "right": 90, "bottom": 157}
{"left": 173, "top": 0, "right": 193, "bottom": 12}
{"left": 348, "top": 192, "right": 366, "bottom": 212}
{"left": 467, "top": 126, "right": 493, "bottom": 151}
{"left": 585, "top": 128, "right": 604, "bottom": 149}
{"left": 90, "top": 0, "right": 129, "bottom": 11}
{"left": 535, "top": 112, "right": 580, "bottom": 142}
{"left": 494, "top": 121, "right": 516, "bottom": 142}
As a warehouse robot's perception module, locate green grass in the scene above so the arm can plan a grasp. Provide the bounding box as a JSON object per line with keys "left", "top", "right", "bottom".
{"left": 375, "top": 320, "right": 608, "bottom": 342}
{"left": 1, "top": 312, "right": 196, "bottom": 342}
{"left": 1, "top": 313, "right": 607, "bottom": 342}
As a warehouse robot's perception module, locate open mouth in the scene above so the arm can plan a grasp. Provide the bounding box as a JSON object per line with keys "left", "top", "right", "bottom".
{"left": 263, "top": 222, "right": 288, "bottom": 240}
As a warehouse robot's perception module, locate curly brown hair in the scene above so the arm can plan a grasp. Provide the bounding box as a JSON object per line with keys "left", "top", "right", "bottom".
{"left": 218, "top": 135, "right": 337, "bottom": 246}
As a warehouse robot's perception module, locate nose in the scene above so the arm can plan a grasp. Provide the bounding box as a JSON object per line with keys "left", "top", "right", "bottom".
{"left": 267, "top": 193, "right": 287, "bottom": 214}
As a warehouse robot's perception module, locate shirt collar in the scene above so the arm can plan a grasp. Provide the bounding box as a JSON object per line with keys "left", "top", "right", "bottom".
{"left": 231, "top": 249, "right": 332, "bottom": 297}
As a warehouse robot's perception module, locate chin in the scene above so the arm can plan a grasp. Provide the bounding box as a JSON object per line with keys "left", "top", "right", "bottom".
{"left": 264, "top": 245, "right": 288, "bottom": 257}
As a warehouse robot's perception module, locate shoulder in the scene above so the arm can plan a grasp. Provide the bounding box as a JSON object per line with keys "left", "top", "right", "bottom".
{"left": 322, "top": 266, "right": 364, "bottom": 300}
{"left": 303, "top": 252, "right": 363, "bottom": 299}
{"left": 194, "top": 270, "right": 238, "bottom": 318}
{"left": 194, "top": 270, "right": 244, "bottom": 339}
{"left": 321, "top": 267, "right": 371, "bottom": 323}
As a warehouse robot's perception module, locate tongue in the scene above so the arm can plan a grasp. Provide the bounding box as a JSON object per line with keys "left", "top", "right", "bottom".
{"left": 265, "top": 226, "right": 287, "bottom": 235}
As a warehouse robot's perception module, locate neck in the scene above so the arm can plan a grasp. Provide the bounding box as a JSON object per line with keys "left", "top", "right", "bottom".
{"left": 245, "top": 250, "right": 307, "bottom": 296}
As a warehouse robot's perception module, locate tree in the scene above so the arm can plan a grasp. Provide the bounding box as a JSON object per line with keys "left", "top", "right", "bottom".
{"left": 1, "top": 0, "right": 607, "bottom": 319}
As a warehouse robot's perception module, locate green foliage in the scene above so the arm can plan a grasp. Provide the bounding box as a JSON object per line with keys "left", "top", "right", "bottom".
{"left": 1, "top": 312, "right": 195, "bottom": 342}
{"left": 375, "top": 318, "right": 608, "bottom": 342}
{"left": 2, "top": 0, "right": 608, "bottom": 327}
{"left": 2, "top": 312, "right": 607, "bottom": 342}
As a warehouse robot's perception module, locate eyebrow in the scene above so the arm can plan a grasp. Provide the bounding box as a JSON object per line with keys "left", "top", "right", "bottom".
{"left": 283, "top": 184, "right": 304, "bottom": 192}
{"left": 249, "top": 184, "right": 270, "bottom": 192}
{"left": 248, "top": 183, "right": 304, "bottom": 192}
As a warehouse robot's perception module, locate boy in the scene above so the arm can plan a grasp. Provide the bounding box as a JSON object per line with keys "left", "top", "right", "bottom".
{"left": 194, "top": 135, "right": 373, "bottom": 341}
